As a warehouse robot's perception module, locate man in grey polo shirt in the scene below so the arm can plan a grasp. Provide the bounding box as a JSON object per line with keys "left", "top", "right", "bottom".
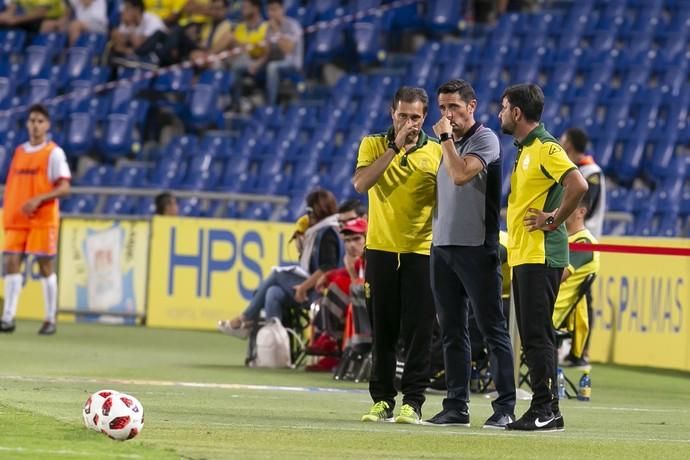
{"left": 425, "top": 79, "right": 516, "bottom": 429}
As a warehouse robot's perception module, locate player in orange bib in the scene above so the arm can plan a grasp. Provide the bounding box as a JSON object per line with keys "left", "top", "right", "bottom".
{"left": 1, "top": 104, "right": 71, "bottom": 335}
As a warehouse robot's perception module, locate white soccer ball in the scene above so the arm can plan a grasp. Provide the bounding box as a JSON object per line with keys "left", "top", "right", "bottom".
{"left": 82, "top": 389, "right": 119, "bottom": 431}
{"left": 98, "top": 393, "right": 144, "bottom": 441}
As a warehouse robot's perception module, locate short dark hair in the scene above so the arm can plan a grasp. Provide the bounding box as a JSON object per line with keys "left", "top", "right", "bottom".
{"left": 266, "top": 0, "right": 283, "bottom": 5}
{"left": 124, "top": 0, "right": 144, "bottom": 10}
{"left": 564, "top": 127, "right": 589, "bottom": 153}
{"left": 501, "top": 83, "right": 544, "bottom": 123}
{"left": 155, "top": 192, "right": 175, "bottom": 215}
{"left": 337, "top": 198, "right": 366, "bottom": 217}
{"left": 437, "top": 79, "right": 477, "bottom": 103}
{"left": 246, "top": 0, "right": 262, "bottom": 9}
{"left": 28, "top": 104, "right": 50, "bottom": 120}
{"left": 391, "top": 86, "right": 429, "bottom": 114}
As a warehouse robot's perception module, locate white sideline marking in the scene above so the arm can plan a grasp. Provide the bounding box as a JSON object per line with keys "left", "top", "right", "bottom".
{"left": 0, "top": 446, "right": 143, "bottom": 458}
{"left": 1, "top": 374, "right": 688, "bottom": 416}
{"left": 199, "top": 422, "right": 690, "bottom": 444}
{"left": 0, "top": 374, "right": 368, "bottom": 394}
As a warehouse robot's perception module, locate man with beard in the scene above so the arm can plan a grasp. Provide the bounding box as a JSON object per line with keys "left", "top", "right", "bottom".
{"left": 498, "top": 83, "right": 588, "bottom": 432}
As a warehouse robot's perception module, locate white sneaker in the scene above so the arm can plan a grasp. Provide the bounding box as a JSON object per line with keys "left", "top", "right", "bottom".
{"left": 217, "top": 320, "right": 249, "bottom": 339}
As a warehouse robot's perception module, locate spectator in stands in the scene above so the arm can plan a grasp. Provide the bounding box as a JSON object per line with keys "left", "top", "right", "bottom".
{"left": 111, "top": 0, "right": 166, "bottom": 58}
{"left": 499, "top": 83, "right": 588, "bottom": 432}
{"left": 426, "top": 79, "right": 515, "bottom": 429}
{"left": 261, "top": 0, "right": 303, "bottom": 105}
{"left": 0, "top": 104, "right": 71, "bottom": 336}
{"left": 353, "top": 86, "right": 441, "bottom": 425}
{"left": 182, "top": 0, "right": 232, "bottom": 54}
{"left": 66, "top": 0, "right": 108, "bottom": 45}
{"left": 553, "top": 195, "right": 599, "bottom": 367}
{"left": 0, "top": 0, "right": 66, "bottom": 34}
{"left": 217, "top": 188, "right": 342, "bottom": 339}
{"left": 560, "top": 128, "right": 606, "bottom": 238}
{"left": 154, "top": 192, "right": 178, "bottom": 216}
{"left": 213, "top": 0, "right": 267, "bottom": 108}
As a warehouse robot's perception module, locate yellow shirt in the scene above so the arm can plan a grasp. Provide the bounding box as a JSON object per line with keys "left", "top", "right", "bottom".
{"left": 178, "top": 0, "right": 210, "bottom": 27}
{"left": 144, "top": 0, "right": 183, "bottom": 21}
{"left": 356, "top": 129, "right": 441, "bottom": 255}
{"left": 17, "top": 0, "right": 64, "bottom": 19}
{"left": 506, "top": 123, "right": 577, "bottom": 268}
{"left": 234, "top": 21, "right": 268, "bottom": 59}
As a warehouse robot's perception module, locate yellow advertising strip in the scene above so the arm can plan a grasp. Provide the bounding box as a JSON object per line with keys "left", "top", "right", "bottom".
{"left": 589, "top": 237, "right": 690, "bottom": 371}
{"left": 58, "top": 218, "right": 150, "bottom": 324}
{"left": 146, "top": 216, "right": 298, "bottom": 330}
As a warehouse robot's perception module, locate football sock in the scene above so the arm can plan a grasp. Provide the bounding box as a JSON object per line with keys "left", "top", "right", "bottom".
{"left": 41, "top": 273, "right": 58, "bottom": 323}
{"left": 2, "top": 273, "right": 23, "bottom": 323}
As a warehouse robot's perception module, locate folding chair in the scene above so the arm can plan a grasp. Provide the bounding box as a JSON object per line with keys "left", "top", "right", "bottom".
{"left": 518, "top": 273, "right": 597, "bottom": 399}
{"left": 333, "top": 282, "right": 372, "bottom": 382}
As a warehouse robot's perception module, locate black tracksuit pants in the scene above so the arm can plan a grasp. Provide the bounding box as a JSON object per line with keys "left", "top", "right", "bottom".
{"left": 365, "top": 249, "right": 435, "bottom": 412}
{"left": 512, "top": 264, "right": 563, "bottom": 414}
{"left": 430, "top": 244, "right": 516, "bottom": 416}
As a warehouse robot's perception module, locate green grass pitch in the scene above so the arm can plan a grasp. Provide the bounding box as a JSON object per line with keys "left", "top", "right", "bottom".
{"left": 1, "top": 320, "right": 689, "bottom": 459}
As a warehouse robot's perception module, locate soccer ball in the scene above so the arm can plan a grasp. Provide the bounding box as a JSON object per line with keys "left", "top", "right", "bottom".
{"left": 98, "top": 393, "right": 144, "bottom": 441}
{"left": 82, "top": 389, "right": 119, "bottom": 431}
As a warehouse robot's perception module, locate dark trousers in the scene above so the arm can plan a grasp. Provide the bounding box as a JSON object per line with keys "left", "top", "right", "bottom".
{"left": 365, "top": 249, "right": 435, "bottom": 412}
{"left": 430, "top": 245, "right": 516, "bottom": 415}
{"left": 512, "top": 264, "right": 563, "bottom": 413}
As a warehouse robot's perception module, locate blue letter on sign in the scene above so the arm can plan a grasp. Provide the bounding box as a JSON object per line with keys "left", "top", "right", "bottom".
{"left": 168, "top": 227, "right": 204, "bottom": 297}
{"left": 206, "top": 229, "right": 237, "bottom": 297}
{"left": 239, "top": 231, "right": 264, "bottom": 300}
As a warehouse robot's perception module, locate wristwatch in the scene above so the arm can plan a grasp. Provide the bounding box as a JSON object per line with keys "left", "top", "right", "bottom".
{"left": 388, "top": 139, "right": 400, "bottom": 154}
{"left": 545, "top": 215, "right": 556, "bottom": 229}
{"left": 439, "top": 132, "right": 452, "bottom": 142}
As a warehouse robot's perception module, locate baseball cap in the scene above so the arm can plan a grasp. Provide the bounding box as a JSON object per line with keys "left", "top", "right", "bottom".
{"left": 340, "top": 217, "right": 367, "bottom": 235}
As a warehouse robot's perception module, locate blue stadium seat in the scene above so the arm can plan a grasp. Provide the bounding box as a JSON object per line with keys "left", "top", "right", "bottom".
{"left": 351, "top": 18, "right": 385, "bottom": 65}
{"left": 63, "top": 47, "right": 93, "bottom": 84}
{"left": 0, "top": 75, "right": 14, "bottom": 109}
{"left": 0, "top": 29, "right": 26, "bottom": 57}
{"left": 163, "top": 135, "right": 197, "bottom": 160}
{"left": 154, "top": 68, "right": 193, "bottom": 92}
{"left": 606, "top": 187, "right": 632, "bottom": 213}
{"left": 63, "top": 113, "right": 94, "bottom": 156}
{"left": 74, "top": 165, "right": 115, "bottom": 187}
{"left": 74, "top": 33, "right": 107, "bottom": 55}
{"left": 178, "top": 197, "right": 202, "bottom": 216}
{"left": 136, "top": 196, "right": 155, "bottom": 215}
{"left": 425, "top": 0, "right": 464, "bottom": 35}
{"left": 26, "top": 78, "right": 55, "bottom": 106}
{"left": 102, "top": 114, "right": 135, "bottom": 157}
{"left": 185, "top": 84, "right": 222, "bottom": 128}
{"left": 64, "top": 196, "right": 97, "bottom": 214}
{"left": 114, "top": 165, "right": 148, "bottom": 188}
{"left": 25, "top": 46, "right": 54, "bottom": 79}
{"left": 103, "top": 195, "right": 134, "bottom": 215}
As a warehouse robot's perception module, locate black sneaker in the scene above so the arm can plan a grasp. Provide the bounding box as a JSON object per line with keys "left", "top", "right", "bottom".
{"left": 424, "top": 408, "right": 470, "bottom": 427}
{"left": 38, "top": 321, "right": 56, "bottom": 335}
{"left": 506, "top": 408, "right": 558, "bottom": 432}
{"left": 0, "top": 320, "right": 15, "bottom": 333}
{"left": 482, "top": 412, "right": 515, "bottom": 429}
